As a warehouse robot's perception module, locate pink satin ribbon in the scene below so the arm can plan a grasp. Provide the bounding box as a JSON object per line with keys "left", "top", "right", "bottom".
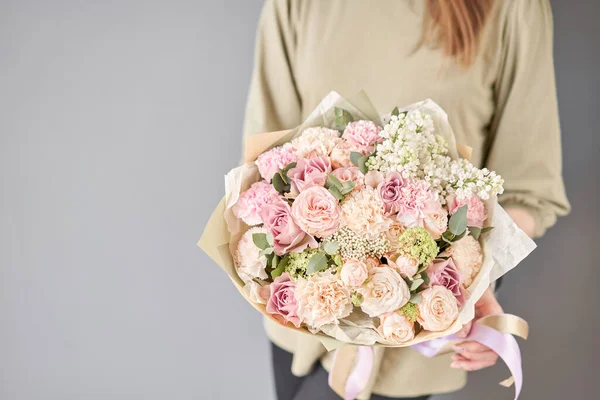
{"left": 329, "top": 318, "right": 524, "bottom": 400}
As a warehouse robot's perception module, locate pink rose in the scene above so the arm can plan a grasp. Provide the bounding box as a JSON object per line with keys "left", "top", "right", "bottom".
{"left": 447, "top": 194, "right": 487, "bottom": 228}
{"left": 422, "top": 205, "right": 448, "bottom": 240}
{"left": 330, "top": 141, "right": 364, "bottom": 169}
{"left": 233, "top": 181, "right": 282, "bottom": 226}
{"left": 265, "top": 273, "right": 302, "bottom": 328}
{"left": 378, "top": 312, "right": 415, "bottom": 343}
{"left": 395, "top": 180, "right": 442, "bottom": 228}
{"left": 331, "top": 166, "right": 364, "bottom": 190}
{"left": 427, "top": 258, "right": 466, "bottom": 305}
{"left": 340, "top": 260, "right": 369, "bottom": 288}
{"left": 342, "top": 120, "right": 382, "bottom": 153}
{"left": 255, "top": 143, "right": 298, "bottom": 181}
{"left": 260, "top": 200, "right": 318, "bottom": 255}
{"left": 387, "top": 255, "right": 418, "bottom": 278}
{"left": 378, "top": 172, "right": 407, "bottom": 215}
{"left": 288, "top": 156, "right": 332, "bottom": 196}
{"left": 418, "top": 286, "right": 459, "bottom": 332}
{"left": 291, "top": 186, "right": 341, "bottom": 237}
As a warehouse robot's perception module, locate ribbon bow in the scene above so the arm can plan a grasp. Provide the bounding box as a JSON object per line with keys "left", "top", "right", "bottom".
{"left": 328, "top": 314, "right": 528, "bottom": 400}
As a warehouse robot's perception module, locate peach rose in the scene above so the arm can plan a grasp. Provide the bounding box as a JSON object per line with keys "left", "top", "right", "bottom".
{"left": 291, "top": 186, "right": 341, "bottom": 237}
{"left": 364, "top": 257, "right": 381, "bottom": 270}
{"left": 340, "top": 259, "right": 369, "bottom": 288}
{"left": 418, "top": 286, "right": 459, "bottom": 332}
{"left": 422, "top": 205, "right": 448, "bottom": 240}
{"left": 377, "top": 312, "right": 415, "bottom": 343}
{"left": 295, "top": 271, "right": 352, "bottom": 330}
{"left": 387, "top": 254, "right": 418, "bottom": 278}
{"left": 385, "top": 221, "right": 406, "bottom": 252}
{"left": 359, "top": 266, "right": 410, "bottom": 317}
{"left": 331, "top": 166, "right": 364, "bottom": 190}
{"left": 330, "top": 141, "right": 365, "bottom": 169}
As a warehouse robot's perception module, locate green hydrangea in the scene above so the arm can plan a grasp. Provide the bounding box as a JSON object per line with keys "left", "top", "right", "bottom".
{"left": 284, "top": 248, "right": 319, "bottom": 278}
{"left": 397, "top": 227, "right": 438, "bottom": 267}
{"left": 398, "top": 302, "right": 419, "bottom": 323}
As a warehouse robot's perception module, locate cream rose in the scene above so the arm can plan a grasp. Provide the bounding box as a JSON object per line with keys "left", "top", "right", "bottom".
{"left": 295, "top": 271, "right": 353, "bottom": 330}
{"left": 364, "top": 257, "right": 381, "bottom": 271}
{"left": 387, "top": 254, "right": 418, "bottom": 278}
{"left": 291, "top": 186, "right": 341, "bottom": 237}
{"left": 359, "top": 266, "right": 410, "bottom": 317}
{"left": 377, "top": 312, "right": 415, "bottom": 343}
{"left": 385, "top": 221, "right": 406, "bottom": 252}
{"left": 340, "top": 259, "right": 369, "bottom": 288}
{"left": 422, "top": 206, "right": 448, "bottom": 240}
{"left": 418, "top": 286, "right": 459, "bottom": 332}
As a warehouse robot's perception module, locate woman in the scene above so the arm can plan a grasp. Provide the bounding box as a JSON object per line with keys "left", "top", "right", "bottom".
{"left": 243, "top": 1, "right": 570, "bottom": 399}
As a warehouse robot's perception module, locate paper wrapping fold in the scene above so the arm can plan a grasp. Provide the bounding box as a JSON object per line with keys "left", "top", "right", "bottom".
{"left": 198, "top": 91, "right": 537, "bottom": 350}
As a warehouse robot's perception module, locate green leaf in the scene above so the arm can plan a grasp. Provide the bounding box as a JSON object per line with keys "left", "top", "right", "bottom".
{"left": 271, "top": 264, "right": 285, "bottom": 278}
{"left": 350, "top": 151, "right": 363, "bottom": 167}
{"left": 331, "top": 253, "right": 343, "bottom": 267}
{"left": 306, "top": 253, "right": 328, "bottom": 275}
{"left": 328, "top": 185, "right": 344, "bottom": 201}
{"left": 340, "top": 180, "right": 356, "bottom": 195}
{"left": 271, "top": 254, "right": 279, "bottom": 270}
{"left": 410, "top": 293, "right": 422, "bottom": 304}
{"left": 281, "top": 162, "right": 297, "bottom": 174}
{"left": 259, "top": 247, "right": 274, "bottom": 257}
{"left": 391, "top": 106, "right": 400, "bottom": 116}
{"left": 272, "top": 172, "right": 290, "bottom": 194}
{"left": 358, "top": 156, "right": 369, "bottom": 174}
{"left": 448, "top": 205, "right": 468, "bottom": 235}
{"left": 469, "top": 227, "right": 482, "bottom": 240}
{"left": 481, "top": 226, "right": 494, "bottom": 235}
{"left": 334, "top": 107, "right": 354, "bottom": 131}
{"left": 421, "top": 271, "right": 429, "bottom": 286}
{"left": 417, "top": 262, "right": 429, "bottom": 274}
{"left": 322, "top": 241, "right": 340, "bottom": 255}
{"left": 410, "top": 278, "right": 424, "bottom": 291}
{"left": 326, "top": 174, "right": 343, "bottom": 190}
{"left": 252, "top": 233, "right": 270, "bottom": 250}
{"left": 266, "top": 233, "right": 274, "bottom": 246}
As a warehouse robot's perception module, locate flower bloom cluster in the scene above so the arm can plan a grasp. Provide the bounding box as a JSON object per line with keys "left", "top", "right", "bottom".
{"left": 230, "top": 103, "right": 493, "bottom": 342}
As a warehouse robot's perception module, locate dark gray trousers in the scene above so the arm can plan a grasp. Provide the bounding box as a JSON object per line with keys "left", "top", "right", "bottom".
{"left": 271, "top": 342, "right": 431, "bottom": 400}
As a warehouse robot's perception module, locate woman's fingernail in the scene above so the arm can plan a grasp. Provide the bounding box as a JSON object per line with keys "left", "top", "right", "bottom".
{"left": 453, "top": 346, "right": 464, "bottom": 353}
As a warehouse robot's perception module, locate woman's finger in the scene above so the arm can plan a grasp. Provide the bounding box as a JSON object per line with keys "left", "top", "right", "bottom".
{"left": 451, "top": 358, "right": 497, "bottom": 371}
{"left": 453, "top": 341, "right": 490, "bottom": 353}
{"left": 455, "top": 350, "right": 498, "bottom": 362}
{"left": 455, "top": 321, "right": 472, "bottom": 338}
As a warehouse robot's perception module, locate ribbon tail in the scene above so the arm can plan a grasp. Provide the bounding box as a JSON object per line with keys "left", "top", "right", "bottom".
{"left": 467, "top": 323, "right": 523, "bottom": 400}
{"left": 328, "top": 346, "right": 374, "bottom": 400}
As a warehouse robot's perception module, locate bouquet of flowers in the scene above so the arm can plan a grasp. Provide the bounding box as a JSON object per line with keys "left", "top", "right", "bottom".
{"left": 199, "top": 93, "right": 534, "bottom": 397}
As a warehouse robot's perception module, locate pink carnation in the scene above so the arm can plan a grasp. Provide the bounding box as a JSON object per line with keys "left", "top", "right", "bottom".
{"left": 259, "top": 200, "right": 318, "bottom": 255}
{"left": 342, "top": 120, "right": 383, "bottom": 153}
{"left": 255, "top": 143, "right": 298, "bottom": 181}
{"left": 395, "top": 179, "right": 443, "bottom": 228}
{"left": 233, "top": 181, "right": 282, "bottom": 226}
{"left": 331, "top": 166, "right": 364, "bottom": 190}
{"left": 447, "top": 194, "right": 488, "bottom": 228}
{"left": 288, "top": 156, "right": 332, "bottom": 196}
{"left": 265, "top": 273, "right": 301, "bottom": 328}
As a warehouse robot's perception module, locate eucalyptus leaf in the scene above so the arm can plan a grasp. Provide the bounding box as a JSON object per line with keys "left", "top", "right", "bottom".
{"left": 410, "top": 279, "right": 424, "bottom": 292}
{"left": 469, "top": 227, "right": 482, "bottom": 240}
{"left": 341, "top": 180, "right": 356, "bottom": 195}
{"left": 410, "top": 293, "right": 422, "bottom": 304}
{"left": 481, "top": 226, "right": 494, "bottom": 235}
{"left": 322, "top": 241, "right": 340, "bottom": 255}
{"left": 266, "top": 232, "right": 274, "bottom": 246}
{"left": 421, "top": 271, "right": 429, "bottom": 286}
{"left": 332, "top": 254, "right": 343, "bottom": 267}
{"left": 350, "top": 151, "right": 363, "bottom": 167}
{"left": 259, "top": 247, "right": 274, "bottom": 257}
{"left": 358, "top": 156, "right": 369, "bottom": 174}
{"left": 326, "top": 174, "right": 343, "bottom": 190}
{"left": 391, "top": 106, "right": 400, "bottom": 116}
{"left": 272, "top": 172, "right": 290, "bottom": 194}
{"left": 272, "top": 254, "right": 279, "bottom": 270}
{"left": 306, "top": 253, "right": 328, "bottom": 275}
{"left": 448, "top": 205, "right": 468, "bottom": 235}
{"left": 281, "top": 162, "right": 297, "bottom": 174}
{"left": 271, "top": 264, "right": 285, "bottom": 278}
{"left": 328, "top": 186, "right": 344, "bottom": 201}
{"left": 252, "top": 233, "right": 270, "bottom": 250}
{"left": 334, "top": 107, "right": 354, "bottom": 131}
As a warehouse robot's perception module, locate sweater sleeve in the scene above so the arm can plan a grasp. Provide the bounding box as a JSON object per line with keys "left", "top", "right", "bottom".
{"left": 485, "top": 0, "right": 571, "bottom": 237}
{"left": 242, "top": 0, "right": 302, "bottom": 142}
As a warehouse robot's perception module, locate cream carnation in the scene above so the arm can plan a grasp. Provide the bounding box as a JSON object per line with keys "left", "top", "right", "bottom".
{"left": 234, "top": 227, "right": 269, "bottom": 282}
{"left": 377, "top": 312, "right": 415, "bottom": 343}
{"left": 441, "top": 235, "right": 483, "bottom": 287}
{"left": 291, "top": 127, "right": 341, "bottom": 158}
{"left": 291, "top": 186, "right": 341, "bottom": 237}
{"left": 295, "top": 271, "right": 352, "bottom": 330}
{"left": 340, "top": 186, "right": 393, "bottom": 240}
{"left": 418, "top": 286, "right": 459, "bottom": 331}
{"left": 359, "top": 266, "right": 410, "bottom": 317}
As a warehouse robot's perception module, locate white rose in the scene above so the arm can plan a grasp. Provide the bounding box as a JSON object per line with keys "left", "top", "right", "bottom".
{"left": 340, "top": 259, "right": 369, "bottom": 288}
{"left": 359, "top": 266, "right": 410, "bottom": 317}
{"left": 378, "top": 312, "right": 415, "bottom": 343}
{"left": 418, "top": 286, "right": 459, "bottom": 332}
{"left": 242, "top": 280, "right": 269, "bottom": 304}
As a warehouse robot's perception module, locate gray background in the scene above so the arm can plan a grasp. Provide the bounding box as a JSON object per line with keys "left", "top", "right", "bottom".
{"left": 0, "top": 1, "right": 598, "bottom": 399}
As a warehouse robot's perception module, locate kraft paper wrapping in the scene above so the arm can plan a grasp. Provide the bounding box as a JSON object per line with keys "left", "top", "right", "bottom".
{"left": 197, "top": 91, "right": 537, "bottom": 350}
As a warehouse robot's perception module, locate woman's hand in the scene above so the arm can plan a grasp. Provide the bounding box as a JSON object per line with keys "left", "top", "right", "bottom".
{"left": 450, "top": 288, "right": 503, "bottom": 371}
